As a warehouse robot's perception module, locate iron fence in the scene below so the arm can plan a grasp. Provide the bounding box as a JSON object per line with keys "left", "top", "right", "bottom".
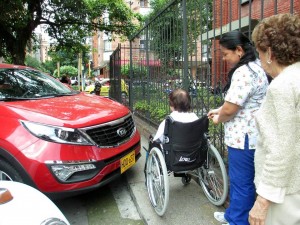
{"left": 110, "top": 0, "right": 299, "bottom": 156}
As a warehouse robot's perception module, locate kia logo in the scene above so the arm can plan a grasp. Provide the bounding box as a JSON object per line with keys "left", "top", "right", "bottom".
{"left": 117, "top": 128, "right": 127, "bottom": 137}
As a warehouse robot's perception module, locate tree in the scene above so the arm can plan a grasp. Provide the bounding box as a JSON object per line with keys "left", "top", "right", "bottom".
{"left": 25, "top": 55, "right": 47, "bottom": 72}
{"left": 0, "top": 0, "right": 141, "bottom": 65}
{"left": 53, "top": 65, "right": 78, "bottom": 78}
{"left": 48, "top": 45, "right": 90, "bottom": 69}
{"left": 145, "top": 0, "right": 212, "bottom": 64}
{"left": 43, "top": 60, "right": 57, "bottom": 75}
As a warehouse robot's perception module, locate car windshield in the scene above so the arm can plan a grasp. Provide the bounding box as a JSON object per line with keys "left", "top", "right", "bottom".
{"left": 0, "top": 68, "right": 78, "bottom": 100}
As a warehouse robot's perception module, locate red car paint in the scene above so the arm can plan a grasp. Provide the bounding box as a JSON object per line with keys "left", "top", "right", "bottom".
{"left": 0, "top": 64, "right": 141, "bottom": 198}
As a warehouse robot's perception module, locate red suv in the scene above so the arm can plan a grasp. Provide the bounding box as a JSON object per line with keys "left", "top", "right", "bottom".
{"left": 0, "top": 64, "right": 141, "bottom": 198}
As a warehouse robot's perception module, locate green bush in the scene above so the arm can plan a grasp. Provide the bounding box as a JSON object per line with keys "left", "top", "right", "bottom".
{"left": 53, "top": 65, "right": 78, "bottom": 78}
{"left": 71, "top": 85, "right": 80, "bottom": 91}
{"left": 134, "top": 100, "right": 149, "bottom": 112}
{"left": 134, "top": 99, "right": 169, "bottom": 124}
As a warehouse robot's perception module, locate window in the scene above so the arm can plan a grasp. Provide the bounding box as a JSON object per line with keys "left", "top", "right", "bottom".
{"left": 104, "top": 40, "right": 112, "bottom": 51}
{"left": 240, "top": 0, "right": 249, "bottom": 4}
{"left": 140, "top": 0, "right": 149, "bottom": 8}
{"left": 140, "top": 40, "right": 146, "bottom": 49}
{"left": 103, "top": 11, "right": 110, "bottom": 25}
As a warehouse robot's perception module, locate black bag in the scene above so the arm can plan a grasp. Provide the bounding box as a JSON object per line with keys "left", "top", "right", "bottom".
{"left": 163, "top": 115, "right": 209, "bottom": 172}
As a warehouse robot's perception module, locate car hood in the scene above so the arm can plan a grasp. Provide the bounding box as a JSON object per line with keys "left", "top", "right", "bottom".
{"left": 1, "top": 93, "right": 130, "bottom": 127}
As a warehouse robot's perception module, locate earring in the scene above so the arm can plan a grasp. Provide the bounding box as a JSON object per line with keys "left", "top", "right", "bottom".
{"left": 267, "top": 60, "right": 272, "bottom": 64}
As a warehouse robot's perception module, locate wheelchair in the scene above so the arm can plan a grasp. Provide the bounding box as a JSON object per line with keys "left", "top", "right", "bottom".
{"left": 144, "top": 115, "right": 228, "bottom": 216}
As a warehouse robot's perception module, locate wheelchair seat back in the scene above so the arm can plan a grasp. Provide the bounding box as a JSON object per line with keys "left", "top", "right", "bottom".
{"left": 163, "top": 115, "right": 209, "bottom": 172}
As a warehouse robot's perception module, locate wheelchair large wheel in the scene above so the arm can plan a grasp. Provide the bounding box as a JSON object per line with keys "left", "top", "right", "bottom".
{"left": 146, "top": 147, "right": 169, "bottom": 216}
{"left": 198, "top": 141, "right": 228, "bottom": 206}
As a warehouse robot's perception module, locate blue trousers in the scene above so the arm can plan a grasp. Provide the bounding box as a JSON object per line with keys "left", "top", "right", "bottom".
{"left": 224, "top": 135, "right": 256, "bottom": 225}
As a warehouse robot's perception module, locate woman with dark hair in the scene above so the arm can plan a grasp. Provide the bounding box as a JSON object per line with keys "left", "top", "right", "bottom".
{"left": 221, "top": 31, "right": 258, "bottom": 93}
{"left": 208, "top": 31, "right": 269, "bottom": 225}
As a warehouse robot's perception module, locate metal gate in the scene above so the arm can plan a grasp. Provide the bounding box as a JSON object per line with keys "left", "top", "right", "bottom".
{"left": 110, "top": 0, "right": 299, "bottom": 155}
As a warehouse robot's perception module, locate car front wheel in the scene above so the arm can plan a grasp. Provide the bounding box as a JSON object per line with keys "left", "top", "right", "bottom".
{"left": 0, "top": 160, "right": 23, "bottom": 182}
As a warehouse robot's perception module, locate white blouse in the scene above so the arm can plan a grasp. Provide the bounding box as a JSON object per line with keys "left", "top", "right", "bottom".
{"left": 153, "top": 111, "right": 199, "bottom": 142}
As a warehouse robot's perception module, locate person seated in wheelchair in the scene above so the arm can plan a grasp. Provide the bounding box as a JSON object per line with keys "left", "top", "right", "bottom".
{"left": 144, "top": 89, "right": 227, "bottom": 216}
{"left": 151, "top": 88, "right": 198, "bottom": 145}
{"left": 145, "top": 88, "right": 199, "bottom": 178}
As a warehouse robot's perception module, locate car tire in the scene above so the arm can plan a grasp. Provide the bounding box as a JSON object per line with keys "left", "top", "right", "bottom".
{"left": 0, "top": 160, "right": 24, "bottom": 182}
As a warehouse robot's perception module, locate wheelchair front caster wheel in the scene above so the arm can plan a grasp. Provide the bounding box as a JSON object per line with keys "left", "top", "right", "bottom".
{"left": 182, "top": 175, "right": 191, "bottom": 185}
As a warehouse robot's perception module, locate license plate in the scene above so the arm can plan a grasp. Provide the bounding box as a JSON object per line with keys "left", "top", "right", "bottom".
{"left": 120, "top": 151, "right": 135, "bottom": 174}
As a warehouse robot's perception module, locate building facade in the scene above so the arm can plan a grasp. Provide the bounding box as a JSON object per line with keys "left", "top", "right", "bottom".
{"left": 91, "top": 0, "right": 151, "bottom": 79}
{"left": 211, "top": 0, "right": 299, "bottom": 86}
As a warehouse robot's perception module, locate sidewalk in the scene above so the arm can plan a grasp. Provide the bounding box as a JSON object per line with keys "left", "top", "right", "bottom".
{"left": 126, "top": 115, "right": 225, "bottom": 225}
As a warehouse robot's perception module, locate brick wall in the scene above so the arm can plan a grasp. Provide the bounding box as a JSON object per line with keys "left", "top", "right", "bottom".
{"left": 211, "top": 0, "right": 300, "bottom": 86}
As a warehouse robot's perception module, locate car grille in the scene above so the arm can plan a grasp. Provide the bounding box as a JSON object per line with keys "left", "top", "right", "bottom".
{"left": 83, "top": 114, "right": 136, "bottom": 147}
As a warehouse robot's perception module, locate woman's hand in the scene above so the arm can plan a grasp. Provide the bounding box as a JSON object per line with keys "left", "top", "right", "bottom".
{"left": 211, "top": 114, "right": 220, "bottom": 124}
{"left": 208, "top": 108, "right": 221, "bottom": 124}
{"left": 208, "top": 108, "right": 220, "bottom": 119}
{"left": 249, "top": 195, "right": 270, "bottom": 225}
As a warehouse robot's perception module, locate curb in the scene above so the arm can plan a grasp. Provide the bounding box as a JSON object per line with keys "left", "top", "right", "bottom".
{"left": 133, "top": 114, "right": 157, "bottom": 139}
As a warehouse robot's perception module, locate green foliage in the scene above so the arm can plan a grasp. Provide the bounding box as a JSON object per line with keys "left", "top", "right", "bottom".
{"left": 150, "top": 108, "right": 168, "bottom": 123}
{"left": 121, "top": 64, "right": 148, "bottom": 79}
{"left": 121, "top": 65, "right": 130, "bottom": 78}
{"left": 53, "top": 65, "right": 78, "bottom": 78}
{"left": 134, "top": 100, "right": 150, "bottom": 112}
{"left": 134, "top": 84, "right": 224, "bottom": 138}
{"left": 48, "top": 44, "right": 91, "bottom": 67}
{"left": 148, "top": 0, "right": 172, "bottom": 15}
{"left": 25, "top": 55, "right": 48, "bottom": 72}
{"left": 0, "top": 0, "right": 142, "bottom": 65}
{"left": 146, "top": 2, "right": 183, "bottom": 65}
{"left": 140, "top": 0, "right": 213, "bottom": 76}
{"left": 72, "top": 86, "right": 80, "bottom": 91}
{"left": 134, "top": 99, "right": 169, "bottom": 124}
{"left": 43, "top": 60, "right": 57, "bottom": 75}
{"left": 25, "top": 55, "right": 43, "bottom": 70}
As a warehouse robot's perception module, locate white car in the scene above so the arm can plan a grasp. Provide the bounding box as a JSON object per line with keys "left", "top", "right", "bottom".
{"left": 0, "top": 181, "right": 70, "bottom": 225}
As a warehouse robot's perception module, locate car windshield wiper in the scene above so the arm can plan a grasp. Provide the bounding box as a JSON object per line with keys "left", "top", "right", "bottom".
{"left": 0, "top": 91, "right": 80, "bottom": 101}
{"left": 0, "top": 94, "right": 62, "bottom": 101}
{"left": 0, "top": 97, "right": 36, "bottom": 101}
{"left": 53, "top": 91, "right": 79, "bottom": 97}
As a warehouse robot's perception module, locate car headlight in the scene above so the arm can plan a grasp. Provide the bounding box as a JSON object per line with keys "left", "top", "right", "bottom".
{"left": 41, "top": 218, "right": 69, "bottom": 225}
{"left": 50, "top": 163, "right": 96, "bottom": 182}
{"left": 20, "top": 120, "right": 93, "bottom": 145}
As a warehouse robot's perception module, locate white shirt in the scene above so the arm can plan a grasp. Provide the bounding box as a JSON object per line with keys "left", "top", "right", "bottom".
{"left": 153, "top": 111, "right": 199, "bottom": 142}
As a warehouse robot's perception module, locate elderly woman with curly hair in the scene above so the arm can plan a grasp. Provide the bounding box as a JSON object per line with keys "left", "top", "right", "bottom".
{"left": 249, "top": 13, "right": 300, "bottom": 225}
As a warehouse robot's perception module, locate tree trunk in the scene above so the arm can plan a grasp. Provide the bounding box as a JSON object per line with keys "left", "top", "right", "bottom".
{"left": 12, "top": 50, "right": 26, "bottom": 65}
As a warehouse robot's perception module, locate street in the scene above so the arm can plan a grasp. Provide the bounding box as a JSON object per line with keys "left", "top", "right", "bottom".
{"left": 54, "top": 132, "right": 224, "bottom": 225}
{"left": 55, "top": 175, "right": 143, "bottom": 225}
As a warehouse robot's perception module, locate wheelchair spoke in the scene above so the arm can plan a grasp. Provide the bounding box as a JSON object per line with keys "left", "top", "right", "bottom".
{"left": 153, "top": 182, "right": 165, "bottom": 209}
{"left": 198, "top": 143, "right": 228, "bottom": 206}
{"left": 206, "top": 170, "right": 224, "bottom": 200}
{"left": 148, "top": 153, "right": 165, "bottom": 209}
{"left": 154, "top": 163, "right": 166, "bottom": 209}
{"left": 146, "top": 147, "right": 169, "bottom": 216}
